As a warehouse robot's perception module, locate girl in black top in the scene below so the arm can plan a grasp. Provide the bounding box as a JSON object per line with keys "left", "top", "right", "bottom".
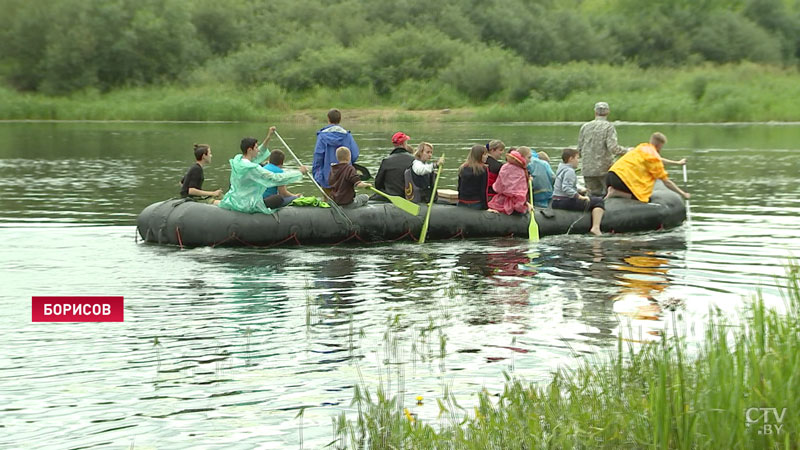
{"left": 457, "top": 145, "right": 489, "bottom": 210}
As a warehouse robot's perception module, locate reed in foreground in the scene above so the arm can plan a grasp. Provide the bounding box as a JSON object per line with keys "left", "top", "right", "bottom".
{"left": 334, "top": 263, "right": 800, "bottom": 449}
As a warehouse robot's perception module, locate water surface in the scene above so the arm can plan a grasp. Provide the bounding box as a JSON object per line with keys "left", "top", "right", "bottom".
{"left": 1, "top": 121, "right": 798, "bottom": 448}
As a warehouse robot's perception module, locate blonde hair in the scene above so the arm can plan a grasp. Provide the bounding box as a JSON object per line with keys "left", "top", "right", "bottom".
{"left": 516, "top": 146, "right": 532, "bottom": 160}
{"left": 487, "top": 140, "right": 505, "bottom": 152}
{"left": 414, "top": 142, "right": 433, "bottom": 159}
{"left": 537, "top": 151, "right": 550, "bottom": 162}
{"left": 335, "top": 146, "right": 351, "bottom": 162}
{"left": 650, "top": 132, "right": 667, "bottom": 146}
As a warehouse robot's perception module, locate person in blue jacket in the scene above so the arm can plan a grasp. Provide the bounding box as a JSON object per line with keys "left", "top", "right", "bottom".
{"left": 527, "top": 150, "right": 556, "bottom": 208}
{"left": 312, "top": 108, "right": 360, "bottom": 189}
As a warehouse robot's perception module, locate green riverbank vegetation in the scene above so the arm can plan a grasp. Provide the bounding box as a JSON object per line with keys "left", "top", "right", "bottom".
{"left": 2, "top": 0, "right": 800, "bottom": 122}
{"left": 331, "top": 264, "right": 800, "bottom": 448}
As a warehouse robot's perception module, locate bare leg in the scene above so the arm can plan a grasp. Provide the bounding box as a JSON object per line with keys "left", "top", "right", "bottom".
{"left": 590, "top": 207, "right": 604, "bottom": 236}
{"left": 605, "top": 186, "right": 632, "bottom": 200}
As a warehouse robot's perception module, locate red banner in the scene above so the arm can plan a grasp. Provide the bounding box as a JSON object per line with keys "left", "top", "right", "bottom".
{"left": 32, "top": 296, "right": 124, "bottom": 322}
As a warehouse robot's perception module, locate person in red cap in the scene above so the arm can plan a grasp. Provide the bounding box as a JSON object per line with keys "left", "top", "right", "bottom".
{"left": 373, "top": 132, "right": 415, "bottom": 198}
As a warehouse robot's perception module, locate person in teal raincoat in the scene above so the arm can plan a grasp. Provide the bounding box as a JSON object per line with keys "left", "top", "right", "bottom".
{"left": 219, "top": 126, "right": 309, "bottom": 214}
{"left": 527, "top": 150, "right": 556, "bottom": 208}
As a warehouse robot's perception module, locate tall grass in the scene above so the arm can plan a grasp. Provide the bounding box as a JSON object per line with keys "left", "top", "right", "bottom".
{"left": 333, "top": 262, "right": 800, "bottom": 448}
{"left": 0, "top": 84, "right": 262, "bottom": 121}
{"left": 476, "top": 62, "right": 800, "bottom": 123}
{"left": 2, "top": 63, "right": 800, "bottom": 122}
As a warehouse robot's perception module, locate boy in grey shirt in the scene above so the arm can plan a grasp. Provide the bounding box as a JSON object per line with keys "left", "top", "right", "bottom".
{"left": 552, "top": 148, "right": 605, "bottom": 236}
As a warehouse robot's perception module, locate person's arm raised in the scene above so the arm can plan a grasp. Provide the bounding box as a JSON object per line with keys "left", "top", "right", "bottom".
{"left": 262, "top": 126, "right": 277, "bottom": 147}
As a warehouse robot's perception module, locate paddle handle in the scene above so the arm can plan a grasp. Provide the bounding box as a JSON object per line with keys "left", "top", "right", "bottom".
{"left": 368, "top": 186, "right": 393, "bottom": 201}
{"left": 274, "top": 131, "right": 325, "bottom": 195}
{"left": 419, "top": 163, "right": 443, "bottom": 244}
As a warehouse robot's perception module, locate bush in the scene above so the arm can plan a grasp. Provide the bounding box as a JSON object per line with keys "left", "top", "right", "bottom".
{"left": 357, "top": 27, "right": 463, "bottom": 96}
{"left": 525, "top": 64, "right": 598, "bottom": 102}
{"left": 439, "top": 46, "right": 522, "bottom": 101}
{"left": 280, "top": 46, "right": 368, "bottom": 91}
{"left": 691, "top": 11, "right": 782, "bottom": 64}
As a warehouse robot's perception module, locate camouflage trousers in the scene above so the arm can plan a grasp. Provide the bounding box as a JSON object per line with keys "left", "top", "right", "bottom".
{"left": 584, "top": 176, "right": 607, "bottom": 197}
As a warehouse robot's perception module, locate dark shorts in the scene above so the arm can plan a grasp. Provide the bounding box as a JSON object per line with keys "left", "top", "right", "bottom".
{"left": 552, "top": 195, "right": 605, "bottom": 212}
{"left": 606, "top": 171, "right": 632, "bottom": 194}
{"left": 264, "top": 194, "right": 294, "bottom": 209}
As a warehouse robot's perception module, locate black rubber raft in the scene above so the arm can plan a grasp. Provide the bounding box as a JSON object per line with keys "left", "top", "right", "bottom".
{"left": 137, "top": 181, "right": 685, "bottom": 247}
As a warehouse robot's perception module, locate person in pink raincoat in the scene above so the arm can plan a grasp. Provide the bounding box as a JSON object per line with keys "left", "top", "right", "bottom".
{"left": 487, "top": 147, "right": 533, "bottom": 215}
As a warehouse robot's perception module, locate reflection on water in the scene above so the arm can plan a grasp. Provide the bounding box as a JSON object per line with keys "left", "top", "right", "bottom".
{"left": 3, "top": 227, "right": 705, "bottom": 448}
{"left": 2, "top": 121, "right": 800, "bottom": 448}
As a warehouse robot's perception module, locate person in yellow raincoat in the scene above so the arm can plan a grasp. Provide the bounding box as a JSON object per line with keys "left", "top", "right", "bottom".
{"left": 219, "top": 126, "right": 308, "bottom": 214}
{"left": 605, "top": 132, "right": 690, "bottom": 203}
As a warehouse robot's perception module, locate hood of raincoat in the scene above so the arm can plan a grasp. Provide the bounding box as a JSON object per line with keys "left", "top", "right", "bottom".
{"left": 317, "top": 125, "right": 351, "bottom": 146}
{"left": 313, "top": 125, "right": 360, "bottom": 188}
{"left": 492, "top": 157, "right": 529, "bottom": 198}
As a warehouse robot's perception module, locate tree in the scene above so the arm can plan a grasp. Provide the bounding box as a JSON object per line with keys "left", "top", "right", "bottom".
{"left": 691, "top": 11, "right": 782, "bottom": 64}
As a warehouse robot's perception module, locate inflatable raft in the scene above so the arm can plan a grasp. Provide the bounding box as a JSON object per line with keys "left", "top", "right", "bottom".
{"left": 137, "top": 181, "right": 685, "bottom": 247}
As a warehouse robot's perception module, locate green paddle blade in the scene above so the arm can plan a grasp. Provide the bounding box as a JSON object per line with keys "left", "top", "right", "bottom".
{"left": 369, "top": 187, "right": 420, "bottom": 216}
{"left": 528, "top": 178, "right": 539, "bottom": 242}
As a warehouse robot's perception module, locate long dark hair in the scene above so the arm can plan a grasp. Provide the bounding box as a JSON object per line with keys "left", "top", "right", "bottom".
{"left": 459, "top": 145, "right": 487, "bottom": 175}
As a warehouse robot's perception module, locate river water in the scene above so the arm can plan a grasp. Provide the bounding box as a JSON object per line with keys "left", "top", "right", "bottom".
{"left": 1, "top": 121, "right": 799, "bottom": 448}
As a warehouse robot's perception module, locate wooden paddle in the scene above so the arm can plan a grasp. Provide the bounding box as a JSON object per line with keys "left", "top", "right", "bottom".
{"left": 369, "top": 187, "right": 420, "bottom": 216}
{"left": 528, "top": 177, "right": 539, "bottom": 242}
{"left": 419, "top": 163, "right": 443, "bottom": 244}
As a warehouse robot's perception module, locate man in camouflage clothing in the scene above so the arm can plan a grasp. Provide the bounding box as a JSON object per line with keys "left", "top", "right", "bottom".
{"left": 577, "top": 102, "right": 630, "bottom": 196}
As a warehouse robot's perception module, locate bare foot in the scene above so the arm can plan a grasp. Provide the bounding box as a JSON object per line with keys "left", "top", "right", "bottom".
{"left": 590, "top": 227, "right": 602, "bottom": 236}
{"left": 487, "top": 209, "right": 500, "bottom": 214}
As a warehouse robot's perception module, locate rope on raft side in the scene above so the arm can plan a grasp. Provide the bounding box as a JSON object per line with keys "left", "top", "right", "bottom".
{"left": 210, "top": 232, "right": 239, "bottom": 248}
{"left": 211, "top": 232, "right": 302, "bottom": 248}
{"left": 386, "top": 229, "right": 415, "bottom": 242}
{"left": 449, "top": 229, "right": 465, "bottom": 240}
{"left": 185, "top": 226, "right": 483, "bottom": 248}
{"left": 175, "top": 227, "right": 184, "bottom": 250}
{"left": 331, "top": 231, "right": 370, "bottom": 245}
